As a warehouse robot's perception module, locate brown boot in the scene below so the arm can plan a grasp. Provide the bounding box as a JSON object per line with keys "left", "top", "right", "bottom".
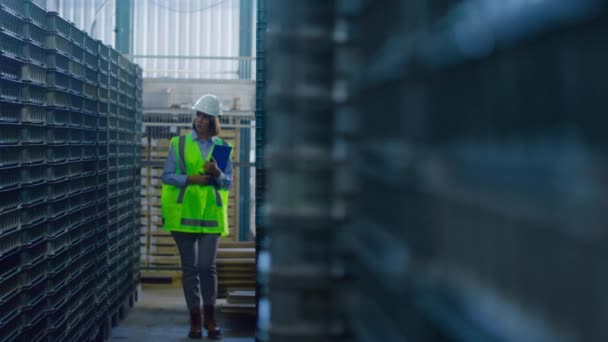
{"left": 188, "top": 307, "right": 202, "bottom": 339}
{"left": 203, "top": 305, "right": 223, "bottom": 340}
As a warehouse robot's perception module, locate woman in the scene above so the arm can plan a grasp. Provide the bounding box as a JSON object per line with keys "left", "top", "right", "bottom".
{"left": 161, "top": 94, "right": 232, "bottom": 339}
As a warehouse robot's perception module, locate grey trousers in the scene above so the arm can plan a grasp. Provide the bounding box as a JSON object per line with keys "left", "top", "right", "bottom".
{"left": 171, "top": 231, "right": 220, "bottom": 311}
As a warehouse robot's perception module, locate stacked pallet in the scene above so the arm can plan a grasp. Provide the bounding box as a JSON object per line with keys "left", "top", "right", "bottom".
{"left": 222, "top": 290, "right": 256, "bottom": 315}
{"left": 217, "top": 242, "right": 256, "bottom": 299}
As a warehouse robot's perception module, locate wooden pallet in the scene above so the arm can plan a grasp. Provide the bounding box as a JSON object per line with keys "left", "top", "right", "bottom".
{"left": 216, "top": 245, "right": 255, "bottom": 298}
{"left": 222, "top": 290, "right": 256, "bottom": 315}
{"left": 220, "top": 242, "right": 252, "bottom": 248}
{"left": 217, "top": 248, "right": 255, "bottom": 259}
{"left": 224, "top": 290, "right": 255, "bottom": 304}
{"left": 221, "top": 303, "right": 256, "bottom": 315}
{"left": 147, "top": 245, "right": 179, "bottom": 255}
{"left": 140, "top": 270, "right": 181, "bottom": 284}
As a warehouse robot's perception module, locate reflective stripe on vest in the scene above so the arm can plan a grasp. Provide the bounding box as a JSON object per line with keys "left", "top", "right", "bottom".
{"left": 180, "top": 219, "right": 218, "bottom": 227}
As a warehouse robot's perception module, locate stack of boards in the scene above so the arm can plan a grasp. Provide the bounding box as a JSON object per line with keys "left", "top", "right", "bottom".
{"left": 217, "top": 242, "right": 255, "bottom": 305}
{"left": 222, "top": 290, "right": 256, "bottom": 315}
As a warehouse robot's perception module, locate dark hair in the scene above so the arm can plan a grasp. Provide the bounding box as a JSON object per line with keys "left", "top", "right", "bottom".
{"left": 210, "top": 116, "right": 221, "bottom": 136}
{"left": 193, "top": 114, "right": 221, "bottom": 137}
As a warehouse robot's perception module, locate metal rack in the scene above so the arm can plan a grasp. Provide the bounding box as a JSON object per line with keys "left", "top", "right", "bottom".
{"left": 0, "top": 1, "right": 142, "bottom": 340}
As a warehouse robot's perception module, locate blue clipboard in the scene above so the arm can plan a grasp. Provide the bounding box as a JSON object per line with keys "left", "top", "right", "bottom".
{"left": 211, "top": 144, "right": 232, "bottom": 173}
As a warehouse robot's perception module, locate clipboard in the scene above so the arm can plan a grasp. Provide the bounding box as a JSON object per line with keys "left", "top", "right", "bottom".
{"left": 211, "top": 144, "right": 232, "bottom": 173}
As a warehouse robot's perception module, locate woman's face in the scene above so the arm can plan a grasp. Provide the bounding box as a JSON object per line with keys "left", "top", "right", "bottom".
{"left": 194, "top": 112, "right": 213, "bottom": 134}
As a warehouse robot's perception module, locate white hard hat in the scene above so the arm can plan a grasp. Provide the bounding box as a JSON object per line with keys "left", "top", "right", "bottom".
{"left": 192, "top": 94, "right": 222, "bottom": 117}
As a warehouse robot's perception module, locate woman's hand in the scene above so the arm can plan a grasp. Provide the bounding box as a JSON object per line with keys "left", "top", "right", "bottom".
{"left": 186, "top": 175, "right": 213, "bottom": 185}
{"left": 204, "top": 158, "right": 221, "bottom": 177}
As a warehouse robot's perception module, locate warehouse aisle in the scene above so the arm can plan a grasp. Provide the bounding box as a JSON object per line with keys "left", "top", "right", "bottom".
{"left": 110, "top": 284, "right": 255, "bottom": 341}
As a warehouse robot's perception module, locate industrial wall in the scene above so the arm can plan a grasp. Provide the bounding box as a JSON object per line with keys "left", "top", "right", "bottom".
{"left": 132, "top": 0, "right": 244, "bottom": 79}
{"left": 41, "top": 0, "right": 116, "bottom": 47}
{"left": 41, "top": 0, "right": 257, "bottom": 79}
{"left": 142, "top": 78, "right": 255, "bottom": 110}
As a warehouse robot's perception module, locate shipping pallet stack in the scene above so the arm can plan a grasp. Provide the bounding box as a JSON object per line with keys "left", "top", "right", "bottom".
{"left": 140, "top": 111, "right": 242, "bottom": 281}
{"left": 0, "top": 1, "right": 141, "bottom": 340}
{"left": 217, "top": 242, "right": 256, "bottom": 305}
{"left": 222, "top": 290, "right": 256, "bottom": 316}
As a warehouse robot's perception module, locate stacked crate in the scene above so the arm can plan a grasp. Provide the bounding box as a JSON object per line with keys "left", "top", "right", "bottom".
{"left": 105, "top": 49, "right": 141, "bottom": 331}
{"left": 94, "top": 38, "right": 111, "bottom": 340}
{"left": 264, "top": 1, "right": 338, "bottom": 341}
{"left": 0, "top": 1, "right": 141, "bottom": 340}
{"left": 336, "top": 2, "right": 608, "bottom": 342}
{"left": 133, "top": 65, "right": 143, "bottom": 288}
{"left": 264, "top": 1, "right": 608, "bottom": 341}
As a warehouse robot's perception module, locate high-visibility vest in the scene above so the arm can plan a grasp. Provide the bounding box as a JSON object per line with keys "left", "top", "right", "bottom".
{"left": 161, "top": 134, "right": 230, "bottom": 236}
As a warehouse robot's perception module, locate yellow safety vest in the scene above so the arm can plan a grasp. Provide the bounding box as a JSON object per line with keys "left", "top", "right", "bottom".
{"left": 161, "top": 134, "right": 230, "bottom": 236}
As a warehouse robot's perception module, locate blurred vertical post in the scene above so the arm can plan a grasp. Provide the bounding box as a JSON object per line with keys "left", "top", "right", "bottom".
{"left": 115, "top": 0, "right": 133, "bottom": 55}
{"left": 239, "top": 0, "right": 254, "bottom": 80}
{"left": 255, "top": 0, "right": 268, "bottom": 340}
{"left": 239, "top": 0, "right": 254, "bottom": 241}
{"left": 265, "top": 0, "right": 340, "bottom": 341}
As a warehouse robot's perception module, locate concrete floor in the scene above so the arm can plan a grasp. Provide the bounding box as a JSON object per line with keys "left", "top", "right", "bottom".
{"left": 110, "top": 284, "right": 255, "bottom": 341}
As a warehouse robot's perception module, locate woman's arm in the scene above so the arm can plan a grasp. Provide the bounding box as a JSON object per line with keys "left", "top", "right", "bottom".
{"left": 203, "top": 156, "right": 233, "bottom": 190}
{"left": 214, "top": 158, "right": 233, "bottom": 190}
{"left": 162, "top": 144, "right": 214, "bottom": 186}
{"left": 161, "top": 145, "right": 187, "bottom": 187}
